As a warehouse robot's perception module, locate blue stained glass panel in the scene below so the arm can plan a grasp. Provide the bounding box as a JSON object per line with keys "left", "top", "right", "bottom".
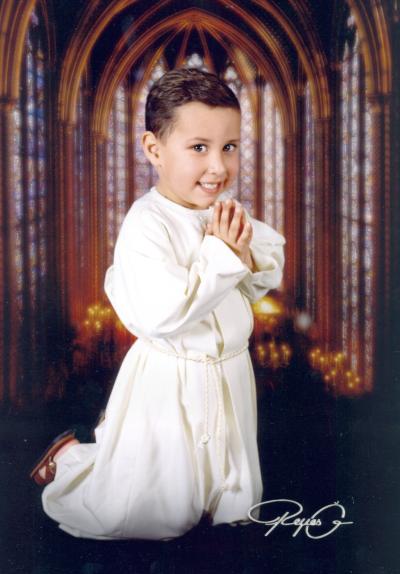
{"left": 340, "top": 25, "right": 375, "bottom": 391}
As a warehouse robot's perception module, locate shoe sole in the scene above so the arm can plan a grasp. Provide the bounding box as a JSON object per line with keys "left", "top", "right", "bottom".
{"left": 29, "top": 429, "right": 76, "bottom": 485}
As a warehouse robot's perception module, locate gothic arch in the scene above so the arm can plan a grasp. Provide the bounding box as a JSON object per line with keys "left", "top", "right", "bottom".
{"left": 332, "top": 0, "right": 391, "bottom": 95}
{"left": 243, "top": 0, "right": 330, "bottom": 119}
{"left": 93, "top": 9, "right": 296, "bottom": 138}
{"left": 58, "top": 0, "right": 330, "bottom": 125}
{"left": 347, "top": 0, "right": 391, "bottom": 95}
{"left": 58, "top": 0, "right": 167, "bottom": 124}
{"left": 0, "top": 0, "right": 54, "bottom": 100}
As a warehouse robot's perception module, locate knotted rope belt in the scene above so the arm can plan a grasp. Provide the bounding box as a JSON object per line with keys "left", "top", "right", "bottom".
{"left": 139, "top": 338, "right": 248, "bottom": 497}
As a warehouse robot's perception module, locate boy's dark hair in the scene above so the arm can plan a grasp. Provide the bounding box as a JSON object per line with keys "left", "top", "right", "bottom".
{"left": 145, "top": 68, "right": 240, "bottom": 140}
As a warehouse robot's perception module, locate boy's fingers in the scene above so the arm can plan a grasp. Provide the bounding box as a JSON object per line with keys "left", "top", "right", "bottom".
{"left": 237, "top": 210, "right": 246, "bottom": 237}
{"left": 212, "top": 202, "right": 221, "bottom": 234}
{"left": 228, "top": 203, "right": 243, "bottom": 243}
{"left": 219, "top": 200, "right": 233, "bottom": 236}
{"left": 236, "top": 221, "right": 253, "bottom": 248}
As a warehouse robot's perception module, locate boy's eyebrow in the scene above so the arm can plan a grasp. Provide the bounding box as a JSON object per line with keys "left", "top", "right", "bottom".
{"left": 186, "top": 137, "right": 241, "bottom": 143}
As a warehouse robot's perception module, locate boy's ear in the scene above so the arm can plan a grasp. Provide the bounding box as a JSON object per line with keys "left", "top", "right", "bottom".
{"left": 141, "top": 131, "right": 162, "bottom": 167}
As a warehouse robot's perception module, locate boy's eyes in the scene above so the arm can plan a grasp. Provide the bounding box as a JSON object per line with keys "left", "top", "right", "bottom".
{"left": 191, "top": 143, "right": 238, "bottom": 152}
{"left": 223, "top": 143, "right": 238, "bottom": 152}
{"left": 192, "top": 144, "right": 207, "bottom": 152}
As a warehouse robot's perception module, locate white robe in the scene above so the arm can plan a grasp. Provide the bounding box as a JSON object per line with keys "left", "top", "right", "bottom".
{"left": 42, "top": 187, "right": 286, "bottom": 541}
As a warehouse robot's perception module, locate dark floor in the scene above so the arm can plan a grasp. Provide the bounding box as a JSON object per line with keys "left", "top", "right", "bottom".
{"left": 0, "top": 368, "right": 398, "bottom": 574}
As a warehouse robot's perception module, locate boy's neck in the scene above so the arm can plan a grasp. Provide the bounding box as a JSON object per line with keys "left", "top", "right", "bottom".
{"left": 154, "top": 185, "right": 212, "bottom": 211}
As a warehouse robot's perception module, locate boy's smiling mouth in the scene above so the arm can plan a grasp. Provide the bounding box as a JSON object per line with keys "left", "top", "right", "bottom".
{"left": 197, "top": 181, "right": 223, "bottom": 193}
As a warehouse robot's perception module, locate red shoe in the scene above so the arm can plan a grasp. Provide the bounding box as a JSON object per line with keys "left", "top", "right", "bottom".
{"left": 29, "top": 429, "right": 76, "bottom": 486}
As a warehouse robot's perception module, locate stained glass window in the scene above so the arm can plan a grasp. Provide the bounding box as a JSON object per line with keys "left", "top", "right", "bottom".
{"left": 107, "top": 83, "right": 128, "bottom": 265}
{"left": 11, "top": 7, "right": 49, "bottom": 402}
{"left": 363, "top": 100, "right": 374, "bottom": 387}
{"left": 223, "top": 66, "right": 255, "bottom": 214}
{"left": 12, "top": 102, "right": 23, "bottom": 312}
{"left": 182, "top": 53, "right": 209, "bottom": 71}
{"left": 13, "top": 11, "right": 48, "bottom": 318}
{"left": 133, "top": 62, "right": 166, "bottom": 199}
{"left": 263, "top": 83, "right": 284, "bottom": 235}
{"left": 304, "top": 82, "right": 317, "bottom": 319}
{"left": 340, "top": 25, "right": 375, "bottom": 389}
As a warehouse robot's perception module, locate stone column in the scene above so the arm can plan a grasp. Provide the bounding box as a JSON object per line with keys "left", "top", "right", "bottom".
{"left": 0, "top": 98, "right": 19, "bottom": 406}
{"left": 283, "top": 131, "right": 299, "bottom": 304}
{"left": 315, "top": 115, "right": 333, "bottom": 351}
{"left": 367, "top": 92, "right": 391, "bottom": 392}
{"left": 58, "top": 120, "right": 76, "bottom": 325}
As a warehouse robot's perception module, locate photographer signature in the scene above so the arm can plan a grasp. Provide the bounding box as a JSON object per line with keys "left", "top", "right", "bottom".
{"left": 247, "top": 499, "right": 354, "bottom": 539}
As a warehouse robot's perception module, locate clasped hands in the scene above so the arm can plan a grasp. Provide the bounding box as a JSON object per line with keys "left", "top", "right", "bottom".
{"left": 205, "top": 198, "right": 255, "bottom": 271}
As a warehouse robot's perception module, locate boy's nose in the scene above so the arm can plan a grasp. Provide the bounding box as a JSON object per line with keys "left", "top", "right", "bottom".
{"left": 207, "top": 153, "right": 227, "bottom": 177}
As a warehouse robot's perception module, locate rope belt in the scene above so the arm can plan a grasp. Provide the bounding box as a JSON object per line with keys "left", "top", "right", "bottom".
{"left": 139, "top": 338, "right": 248, "bottom": 494}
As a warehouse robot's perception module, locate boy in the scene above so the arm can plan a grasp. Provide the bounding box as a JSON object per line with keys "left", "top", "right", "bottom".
{"left": 142, "top": 69, "right": 255, "bottom": 270}
{"left": 32, "top": 68, "right": 286, "bottom": 541}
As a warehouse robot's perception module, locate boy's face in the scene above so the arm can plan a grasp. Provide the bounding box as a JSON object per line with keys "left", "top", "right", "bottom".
{"left": 145, "top": 101, "right": 241, "bottom": 210}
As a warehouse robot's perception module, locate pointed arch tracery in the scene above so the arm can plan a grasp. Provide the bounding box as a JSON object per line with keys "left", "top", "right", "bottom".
{"left": 182, "top": 52, "right": 209, "bottom": 71}
{"left": 58, "top": 0, "right": 173, "bottom": 124}
{"left": 346, "top": 0, "right": 391, "bottom": 95}
{"left": 0, "top": 0, "right": 53, "bottom": 100}
{"left": 57, "top": 2, "right": 310, "bottom": 129}
{"left": 93, "top": 9, "right": 295, "bottom": 138}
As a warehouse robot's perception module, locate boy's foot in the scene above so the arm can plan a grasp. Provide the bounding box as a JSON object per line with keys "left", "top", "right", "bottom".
{"left": 36, "top": 438, "right": 80, "bottom": 480}
{"left": 30, "top": 430, "right": 79, "bottom": 486}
